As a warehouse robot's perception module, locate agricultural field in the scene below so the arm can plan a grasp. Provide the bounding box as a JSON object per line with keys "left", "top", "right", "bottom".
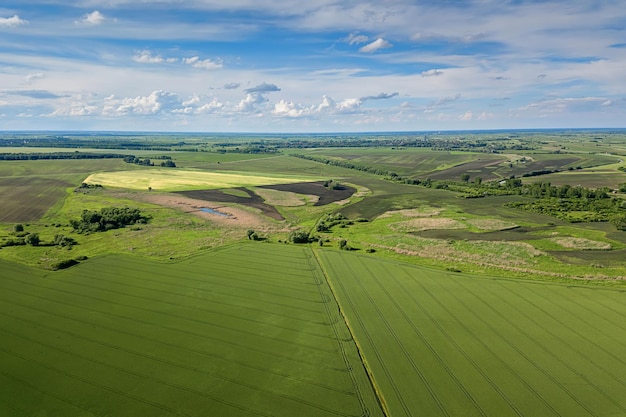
{"left": 2, "top": 130, "right": 626, "bottom": 417}
{"left": 0, "top": 244, "right": 383, "bottom": 417}
{"left": 319, "top": 250, "right": 626, "bottom": 417}
{"left": 83, "top": 169, "right": 319, "bottom": 191}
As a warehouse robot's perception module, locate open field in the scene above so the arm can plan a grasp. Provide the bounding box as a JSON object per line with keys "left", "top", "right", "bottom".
{"left": 0, "top": 244, "right": 383, "bottom": 417}
{"left": 0, "top": 159, "right": 138, "bottom": 223}
{"left": 84, "top": 169, "right": 319, "bottom": 191}
{"left": 2, "top": 131, "right": 626, "bottom": 417}
{"left": 319, "top": 249, "right": 626, "bottom": 417}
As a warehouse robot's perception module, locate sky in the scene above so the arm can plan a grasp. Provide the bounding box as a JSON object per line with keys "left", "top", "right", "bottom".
{"left": 0, "top": 0, "right": 625, "bottom": 132}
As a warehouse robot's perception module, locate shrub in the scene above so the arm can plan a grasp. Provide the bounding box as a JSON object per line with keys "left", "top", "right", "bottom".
{"left": 289, "top": 230, "right": 310, "bottom": 243}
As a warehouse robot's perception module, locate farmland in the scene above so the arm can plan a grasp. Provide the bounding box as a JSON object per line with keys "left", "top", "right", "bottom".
{"left": 319, "top": 250, "right": 626, "bottom": 417}
{"left": 0, "top": 244, "right": 382, "bottom": 417}
{"left": 2, "top": 130, "right": 626, "bottom": 417}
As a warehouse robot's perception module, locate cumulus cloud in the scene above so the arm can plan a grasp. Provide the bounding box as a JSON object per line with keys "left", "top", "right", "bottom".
{"left": 103, "top": 91, "right": 181, "bottom": 116}
{"left": 421, "top": 69, "right": 444, "bottom": 77}
{"left": 361, "top": 92, "right": 399, "bottom": 101}
{"left": 76, "top": 10, "right": 106, "bottom": 25}
{"left": 272, "top": 100, "right": 309, "bottom": 118}
{"left": 335, "top": 98, "right": 363, "bottom": 112}
{"left": 244, "top": 83, "right": 281, "bottom": 94}
{"left": 223, "top": 82, "right": 241, "bottom": 90}
{"left": 133, "top": 50, "right": 177, "bottom": 64}
{"left": 237, "top": 93, "right": 268, "bottom": 112}
{"left": 0, "top": 15, "right": 28, "bottom": 27}
{"left": 460, "top": 111, "right": 473, "bottom": 121}
{"left": 359, "top": 38, "right": 393, "bottom": 53}
{"left": 183, "top": 56, "right": 223, "bottom": 70}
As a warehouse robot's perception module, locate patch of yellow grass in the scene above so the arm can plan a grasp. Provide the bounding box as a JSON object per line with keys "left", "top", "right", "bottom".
{"left": 550, "top": 237, "right": 612, "bottom": 250}
{"left": 390, "top": 217, "right": 465, "bottom": 232}
{"left": 252, "top": 188, "right": 318, "bottom": 206}
{"left": 84, "top": 169, "right": 317, "bottom": 191}
{"left": 467, "top": 218, "right": 519, "bottom": 231}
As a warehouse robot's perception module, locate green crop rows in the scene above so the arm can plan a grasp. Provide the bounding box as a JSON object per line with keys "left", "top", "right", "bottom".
{"left": 319, "top": 249, "right": 626, "bottom": 417}
{"left": 0, "top": 244, "right": 382, "bottom": 417}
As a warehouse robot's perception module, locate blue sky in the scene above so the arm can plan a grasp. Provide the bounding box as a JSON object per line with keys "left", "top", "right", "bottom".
{"left": 1, "top": 0, "right": 625, "bottom": 132}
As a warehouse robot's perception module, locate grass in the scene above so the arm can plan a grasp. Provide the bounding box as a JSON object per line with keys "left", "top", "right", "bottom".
{"left": 0, "top": 244, "right": 383, "bottom": 417}
{"left": 319, "top": 249, "right": 626, "bottom": 417}
{"left": 84, "top": 169, "right": 319, "bottom": 191}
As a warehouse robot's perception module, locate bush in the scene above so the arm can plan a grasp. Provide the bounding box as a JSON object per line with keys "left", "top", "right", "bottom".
{"left": 52, "top": 259, "right": 79, "bottom": 270}
{"left": 14, "top": 224, "right": 24, "bottom": 232}
{"left": 289, "top": 230, "right": 310, "bottom": 243}
{"left": 24, "top": 233, "right": 40, "bottom": 246}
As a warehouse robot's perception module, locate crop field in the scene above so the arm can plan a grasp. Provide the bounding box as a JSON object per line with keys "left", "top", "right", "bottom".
{"left": 319, "top": 250, "right": 626, "bottom": 417}
{"left": 84, "top": 169, "right": 319, "bottom": 191}
{"left": 0, "top": 244, "right": 382, "bottom": 417}
{"left": 0, "top": 159, "right": 136, "bottom": 223}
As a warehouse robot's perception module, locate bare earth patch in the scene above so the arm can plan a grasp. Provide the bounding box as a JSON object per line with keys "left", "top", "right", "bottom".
{"left": 467, "top": 218, "right": 519, "bottom": 231}
{"left": 390, "top": 217, "right": 465, "bottom": 232}
{"left": 138, "top": 193, "right": 277, "bottom": 229}
{"left": 550, "top": 237, "right": 612, "bottom": 250}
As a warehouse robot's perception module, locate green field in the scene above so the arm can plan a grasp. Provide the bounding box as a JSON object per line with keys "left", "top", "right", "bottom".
{"left": 0, "top": 244, "right": 382, "bottom": 417}
{"left": 2, "top": 131, "right": 626, "bottom": 417}
{"left": 319, "top": 249, "right": 626, "bottom": 417}
{"left": 2, "top": 244, "right": 625, "bottom": 416}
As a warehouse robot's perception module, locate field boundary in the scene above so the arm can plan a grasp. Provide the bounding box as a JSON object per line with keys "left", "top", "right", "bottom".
{"left": 311, "top": 248, "right": 390, "bottom": 417}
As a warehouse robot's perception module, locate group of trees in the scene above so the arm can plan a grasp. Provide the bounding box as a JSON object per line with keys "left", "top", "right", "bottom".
{"left": 70, "top": 207, "right": 149, "bottom": 233}
{"left": 123, "top": 156, "right": 176, "bottom": 168}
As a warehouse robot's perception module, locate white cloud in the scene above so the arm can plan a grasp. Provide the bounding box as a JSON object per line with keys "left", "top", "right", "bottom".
{"left": 183, "top": 56, "right": 223, "bottom": 70}
{"left": 335, "top": 97, "right": 362, "bottom": 112}
{"left": 272, "top": 100, "right": 309, "bottom": 118}
{"left": 460, "top": 111, "right": 473, "bottom": 121}
{"left": 359, "top": 38, "right": 392, "bottom": 53}
{"left": 0, "top": 15, "right": 28, "bottom": 27}
{"left": 77, "top": 10, "right": 107, "bottom": 25}
{"left": 244, "top": 83, "right": 281, "bottom": 94}
{"left": 236, "top": 93, "right": 268, "bottom": 113}
{"left": 133, "top": 50, "right": 177, "bottom": 64}
{"left": 103, "top": 91, "right": 181, "bottom": 116}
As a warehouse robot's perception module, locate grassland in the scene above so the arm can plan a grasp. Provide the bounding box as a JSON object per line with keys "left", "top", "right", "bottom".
{"left": 0, "top": 244, "right": 383, "bottom": 417}
{"left": 318, "top": 249, "right": 626, "bottom": 417}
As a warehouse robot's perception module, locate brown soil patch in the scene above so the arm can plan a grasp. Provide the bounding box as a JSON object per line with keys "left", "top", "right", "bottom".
{"left": 139, "top": 193, "right": 276, "bottom": 229}
{"left": 177, "top": 187, "right": 284, "bottom": 220}
{"left": 390, "top": 218, "right": 465, "bottom": 232}
{"left": 0, "top": 177, "right": 72, "bottom": 222}
{"left": 550, "top": 237, "right": 612, "bottom": 250}
{"left": 378, "top": 207, "right": 442, "bottom": 219}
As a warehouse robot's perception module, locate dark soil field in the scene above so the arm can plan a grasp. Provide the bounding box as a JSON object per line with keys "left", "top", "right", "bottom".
{"left": 177, "top": 187, "right": 285, "bottom": 220}
{"left": 0, "top": 177, "right": 72, "bottom": 222}
{"left": 178, "top": 182, "right": 356, "bottom": 220}
{"left": 258, "top": 181, "right": 356, "bottom": 205}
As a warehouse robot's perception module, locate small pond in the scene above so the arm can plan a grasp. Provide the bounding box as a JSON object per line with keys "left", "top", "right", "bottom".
{"left": 199, "top": 207, "right": 231, "bottom": 217}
